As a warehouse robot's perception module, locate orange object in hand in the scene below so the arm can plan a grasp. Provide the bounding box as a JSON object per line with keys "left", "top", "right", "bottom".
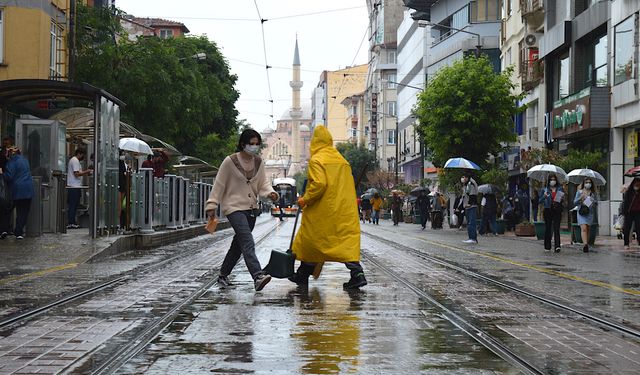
{"left": 297, "top": 197, "right": 305, "bottom": 208}
{"left": 206, "top": 216, "right": 218, "bottom": 234}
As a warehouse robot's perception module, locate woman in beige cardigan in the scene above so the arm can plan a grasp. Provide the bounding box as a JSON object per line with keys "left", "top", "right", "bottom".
{"left": 205, "top": 129, "right": 279, "bottom": 291}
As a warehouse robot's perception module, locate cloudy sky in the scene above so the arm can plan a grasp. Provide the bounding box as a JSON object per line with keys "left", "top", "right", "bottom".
{"left": 117, "top": 0, "right": 370, "bottom": 131}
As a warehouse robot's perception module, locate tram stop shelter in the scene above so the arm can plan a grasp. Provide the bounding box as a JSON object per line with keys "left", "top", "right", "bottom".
{"left": 0, "top": 79, "right": 125, "bottom": 239}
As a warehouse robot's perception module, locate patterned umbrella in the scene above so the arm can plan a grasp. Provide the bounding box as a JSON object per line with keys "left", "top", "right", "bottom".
{"left": 443, "top": 157, "right": 481, "bottom": 170}
{"left": 624, "top": 166, "right": 640, "bottom": 177}
{"left": 527, "top": 164, "right": 567, "bottom": 183}
{"left": 567, "top": 169, "right": 606, "bottom": 186}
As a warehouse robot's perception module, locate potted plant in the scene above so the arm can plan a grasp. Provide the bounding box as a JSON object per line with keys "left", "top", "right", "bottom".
{"left": 515, "top": 221, "right": 536, "bottom": 237}
{"left": 534, "top": 221, "right": 545, "bottom": 240}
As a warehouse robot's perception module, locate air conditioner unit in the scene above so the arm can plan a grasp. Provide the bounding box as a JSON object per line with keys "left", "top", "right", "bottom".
{"left": 524, "top": 33, "right": 542, "bottom": 47}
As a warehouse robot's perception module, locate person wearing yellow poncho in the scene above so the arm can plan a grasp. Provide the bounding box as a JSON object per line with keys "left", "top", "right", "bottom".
{"left": 290, "top": 125, "right": 367, "bottom": 289}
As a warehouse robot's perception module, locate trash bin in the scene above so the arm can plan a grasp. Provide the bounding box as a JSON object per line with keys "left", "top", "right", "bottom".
{"left": 572, "top": 223, "right": 598, "bottom": 245}
{"left": 496, "top": 219, "right": 506, "bottom": 234}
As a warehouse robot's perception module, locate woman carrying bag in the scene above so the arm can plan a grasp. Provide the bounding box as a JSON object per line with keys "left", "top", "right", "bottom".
{"left": 205, "top": 129, "right": 279, "bottom": 292}
{"left": 540, "top": 174, "right": 564, "bottom": 253}
{"left": 573, "top": 178, "right": 598, "bottom": 253}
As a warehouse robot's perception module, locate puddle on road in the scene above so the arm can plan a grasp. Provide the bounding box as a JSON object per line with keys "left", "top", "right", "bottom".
{"left": 119, "top": 265, "right": 515, "bottom": 374}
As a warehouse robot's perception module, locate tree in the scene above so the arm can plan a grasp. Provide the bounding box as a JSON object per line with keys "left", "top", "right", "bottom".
{"left": 557, "top": 149, "right": 606, "bottom": 175}
{"left": 415, "top": 56, "right": 525, "bottom": 168}
{"left": 75, "top": 4, "right": 240, "bottom": 167}
{"left": 520, "top": 148, "right": 563, "bottom": 172}
{"left": 335, "top": 143, "right": 377, "bottom": 193}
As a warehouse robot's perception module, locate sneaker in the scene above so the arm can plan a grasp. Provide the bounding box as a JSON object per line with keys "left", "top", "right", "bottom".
{"left": 15, "top": 235, "right": 24, "bottom": 240}
{"left": 343, "top": 273, "right": 367, "bottom": 289}
{"left": 544, "top": 248, "right": 551, "bottom": 252}
{"left": 217, "top": 275, "right": 232, "bottom": 287}
{"left": 66, "top": 224, "right": 79, "bottom": 229}
{"left": 462, "top": 239, "right": 478, "bottom": 244}
{"left": 254, "top": 274, "right": 272, "bottom": 291}
{"left": 554, "top": 247, "right": 561, "bottom": 253}
{"left": 0, "top": 232, "right": 7, "bottom": 239}
{"left": 288, "top": 272, "right": 309, "bottom": 286}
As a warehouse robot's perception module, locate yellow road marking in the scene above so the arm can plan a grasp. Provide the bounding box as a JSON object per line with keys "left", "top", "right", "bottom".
{"left": 0, "top": 263, "right": 79, "bottom": 285}
{"left": 367, "top": 226, "right": 640, "bottom": 296}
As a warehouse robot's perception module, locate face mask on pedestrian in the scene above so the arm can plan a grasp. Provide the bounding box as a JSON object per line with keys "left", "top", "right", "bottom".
{"left": 549, "top": 180, "right": 557, "bottom": 187}
{"left": 460, "top": 177, "right": 467, "bottom": 184}
{"left": 243, "top": 144, "right": 260, "bottom": 155}
{"left": 584, "top": 183, "right": 592, "bottom": 190}
{"left": 119, "top": 155, "right": 125, "bottom": 161}
{"left": 634, "top": 185, "right": 640, "bottom": 191}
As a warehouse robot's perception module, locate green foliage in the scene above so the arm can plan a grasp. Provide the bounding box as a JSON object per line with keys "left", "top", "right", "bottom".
{"left": 415, "top": 56, "right": 524, "bottom": 168}
{"left": 336, "top": 143, "right": 377, "bottom": 191}
{"left": 557, "top": 149, "right": 606, "bottom": 175}
{"left": 479, "top": 166, "right": 508, "bottom": 191}
{"left": 520, "top": 148, "right": 563, "bottom": 171}
{"left": 437, "top": 169, "right": 465, "bottom": 194}
{"left": 75, "top": 4, "right": 240, "bottom": 167}
{"left": 292, "top": 167, "right": 308, "bottom": 193}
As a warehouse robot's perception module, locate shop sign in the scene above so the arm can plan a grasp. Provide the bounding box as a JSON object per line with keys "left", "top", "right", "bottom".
{"left": 551, "top": 88, "right": 591, "bottom": 139}
{"left": 627, "top": 131, "right": 638, "bottom": 159}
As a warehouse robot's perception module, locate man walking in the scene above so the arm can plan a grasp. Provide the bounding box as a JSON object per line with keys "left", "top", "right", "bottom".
{"left": 67, "top": 148, "right": 92, "bottom": 229}
{"left": 460, "top": 173, "right": 479, "bottom": 244}
{"left": 289, "top": 125, "right": 367, "bottom": 289}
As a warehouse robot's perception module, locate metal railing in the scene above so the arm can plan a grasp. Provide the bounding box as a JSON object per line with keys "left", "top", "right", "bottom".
{"left": 520, "top": 0, "right": 543, "bottom": 16}
{"left": 129, "top": 168, "right": 213, "bottom": 232}
{"left": 521, "top": 59, "right": 544, "bottom": 91}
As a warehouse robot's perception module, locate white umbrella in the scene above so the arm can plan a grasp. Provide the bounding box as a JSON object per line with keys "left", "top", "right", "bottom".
{"left": 527, "top": 164, "right": 567, "bottom": 183}
{"left": 119, "top": 137, "right": 153, "bottom": 155}
{"left": 567, "top": 168, "right": 606, "bottom": 186}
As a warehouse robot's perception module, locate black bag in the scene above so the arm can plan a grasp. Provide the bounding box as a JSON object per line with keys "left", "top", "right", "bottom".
{"left": 579, "top": 204, "right": 590, "bottom": 216}
{"left": 0, "top": 178, "right": 10, "bottom": 209}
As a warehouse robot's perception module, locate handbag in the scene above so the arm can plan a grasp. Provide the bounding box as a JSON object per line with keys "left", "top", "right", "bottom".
{"left": 578, "top": 204, "right": 590, "bottom": 216}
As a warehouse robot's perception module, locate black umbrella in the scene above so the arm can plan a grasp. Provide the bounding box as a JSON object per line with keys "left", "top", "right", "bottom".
{"left": 410, "top": 186, "right": 430, "bottom": 196}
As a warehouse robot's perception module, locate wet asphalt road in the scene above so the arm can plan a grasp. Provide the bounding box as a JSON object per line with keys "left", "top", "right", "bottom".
{"left": 1, "top": 216, "right": 640, "bottom": 374}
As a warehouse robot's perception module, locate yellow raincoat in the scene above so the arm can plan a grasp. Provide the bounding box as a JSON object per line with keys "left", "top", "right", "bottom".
{"left": 292, "top": 125, "right": 360, "bottom": 263}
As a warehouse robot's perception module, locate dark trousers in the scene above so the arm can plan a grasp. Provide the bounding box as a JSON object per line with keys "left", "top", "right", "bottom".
{"left": 479, "top": 212, "right": 497, "bottom": 234}
{"left": 279, "top": 206, "right": 284, "bottom": 221}
{"left": 67, "top": 188, "right": 81, "bottom": 225}
{"left": 392, "top": 208, "right": 401, "bottom": 225}
{"left": 297, "top": 261, "right": 364, "bottom": 278}
{"left": 420, "top": 211, "right": 428, "bottom": 228}
{"left": 0, "top": 202, "right": 13, "bottom": 234}
{"left": 623, "top": 212, "right": 640, "bottom": 246}
{"left": 13, "top": 199, "right": 31, "bottom": 237}
{"left": 220, "top": 210, "right": 262, "bottom": 279}
{"left": 543, "top": 208, "right": 562, "bottom": 250}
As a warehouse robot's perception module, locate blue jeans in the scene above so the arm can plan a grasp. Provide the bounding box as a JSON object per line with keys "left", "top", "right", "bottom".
{"left": 67, "top": 188, "right": 81, "bottom": 225}
{"left": 372, "top": 209, "right": 380, "bottom": 224}
{"left": 221, "top": 210, "right": 263, "bottom": 279}
{"left": 465, "top": 206, "right": 477, "bottom": 241}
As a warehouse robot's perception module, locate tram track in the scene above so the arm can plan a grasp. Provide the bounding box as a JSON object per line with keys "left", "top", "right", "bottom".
{"left": 0, "top": 219, "right": 279, "bottom": 332}
{"left": 364, "top": 231, "right": 640, "bottom": 341}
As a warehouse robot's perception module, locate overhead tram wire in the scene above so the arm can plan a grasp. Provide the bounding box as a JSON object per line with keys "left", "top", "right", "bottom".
{"left": 145, "top": 6, "right": 366, "bottom": 22}
{"left": 253, "top": 0, "right": 275, "bottom": 125}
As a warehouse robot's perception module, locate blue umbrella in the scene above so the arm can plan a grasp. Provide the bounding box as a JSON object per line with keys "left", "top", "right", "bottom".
{"left": 443, "top": 157, "right": 481, "bottom": 170}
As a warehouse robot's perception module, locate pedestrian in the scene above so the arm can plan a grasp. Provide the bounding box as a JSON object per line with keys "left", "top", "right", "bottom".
{"left": 622, "top": 178, "right": 640, "bottom": 250}
{"left": 118, "top": 151, "right": 128, "bottom": 229}
{"left": 540, "top": 174, "right": 564, "bottom": 252}
{"left": 149, "top": 149, "right": 169, "bottom": 178}
{"left": 1, "top": 147, "right": 34, "bottom": 239}
{"left": 480, "top": 192, "right": 498, "bottom": 235}
{"left": 0, "top": 136, "right": 14, "bottom": 237}
{"left": 288, "top": 125, "right": 367, "bottom": 289}
{"left": 452, "top": 194, "right": 464, "bottom": 229}
{"left": 574, "top": 178, "right": 598, "bottom": 253}
{"left": 205, "top": 129, "right": 279, "bottom": 291}
{"left": 370, "top": 192, "right": 382, "bottom": 225}
{"left": 431, "top": 192, "right": 445, "bottom": 229}
{"left": 391, "top": 191, "right": 402, "bottom": 226}
{"left": 278, "top": 193, "right": 286, "bottom": 221}
{"left": 516, "top": 183, "right": 530, "bottom": 221}
{"left": 0, "top": 136, "right": 13, "bottom": 171}
{"left": 361, "top": 195, "right": 372, "bottom": 223}
{"left": 67, "top": 148, "right": 92, "bottom": 229}
{"left": 460, "top": 173, "right": 479, "bottom": 244}
{"left": 531, "top": 189, "right": 540, "bottom": 222}
{"left": 416, "top": 190, "right": 430, "bottom": 230}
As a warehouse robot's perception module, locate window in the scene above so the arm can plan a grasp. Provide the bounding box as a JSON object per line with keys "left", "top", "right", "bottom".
{"left": 388, "top": 51, "right": 396, "bottom": 64}
{"left": 159, "top": 29, "right": 173, "bottom": 39}
{"left": 351, "top": 104, "right": 357, "bottom": 116}
{"left": 387, "top": 73, "right": 397, "bottom": 89}
{"left": 387, "top": 101, "right": 396, "bottom": 117}
{"left": 558, "top": 52, "right": 571, "bottom": 99}
{"left": 580, "top": 33, "right": 608, "bottom": 89}
{"left": 0, "top": 10, "right": 3, "bottom": 63}
{"left": 49, "top": 21, "right": 64, "bottom": 80}
{"left": 471, "top": 0, "right": 499, "bottom": 22}
{"left": 615, "top": 15, "right": 635, "bottom": 85}
{"left": 387, "top": 129, "right": 396, "bottom": 145}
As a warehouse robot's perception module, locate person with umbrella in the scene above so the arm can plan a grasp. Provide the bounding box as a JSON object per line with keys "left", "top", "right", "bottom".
{"left": 478, "top": 185, "right": 498, "bottom": 236}
{"left": 573, "top": 178, "right": 598, "bottom": 253}
{"left": 459, "top": 172, "right": 479, "bottom": 244}
{"left": 361, "top": 193, "right": 373, "bottom": 223}
{"left": 621, "top": 177, "right": 640, "bottom": 250}
{"left": 370, "top": 192, "right": 383, "bottom": 225}
{"left": 539, "top": 174, "right": 565, "bottom": 252}
{"left": 390, "top": 190, "right": 403, "bottom": 226}
{"left": 431, "top": 191, "right": 446, "bottom": 229}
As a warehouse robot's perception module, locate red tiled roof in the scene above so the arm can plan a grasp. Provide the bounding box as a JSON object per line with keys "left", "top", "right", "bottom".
{"left": 130, "top": 17, "right": 190, "bottom": 33}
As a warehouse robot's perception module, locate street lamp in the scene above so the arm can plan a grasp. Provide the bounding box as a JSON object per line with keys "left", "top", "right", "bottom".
{"left": 418, "top": 20, "right": 482, "bottom": 57}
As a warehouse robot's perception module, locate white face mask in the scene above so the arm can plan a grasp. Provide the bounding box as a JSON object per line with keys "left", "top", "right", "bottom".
{"left": 244, "top": 145, "right": 260, "bottom": 155}
{"left": 584, "top": 183, "right": 592, "bottom": 189}
{"left": 634, "top": 186, "right": 640, "bottom": 191}
{"left": 549, "top": 180, "right": 557, "bottom": 187}
{"left": 119, "top": 155, "right": 125, "bottom": 161}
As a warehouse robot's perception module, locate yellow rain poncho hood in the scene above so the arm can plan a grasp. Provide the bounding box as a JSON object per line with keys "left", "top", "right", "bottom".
{"left": 292, "top": 125, "right": 360, "bottom": 263}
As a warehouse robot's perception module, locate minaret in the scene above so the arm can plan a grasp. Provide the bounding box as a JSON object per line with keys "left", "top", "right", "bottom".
{"left": 289, "top": 37, "right": 303, "bottom": 165}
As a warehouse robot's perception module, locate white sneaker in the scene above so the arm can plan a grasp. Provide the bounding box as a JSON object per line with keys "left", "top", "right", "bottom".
{"left": 462, "top": 239, "right": 478, "bottom": 244}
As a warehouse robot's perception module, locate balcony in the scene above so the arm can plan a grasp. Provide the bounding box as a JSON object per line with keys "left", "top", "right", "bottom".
{"left": 521, "top": 59, "right": 544, "bottom": 91}
{"left": 520, "top": 0, "right": 544, "bottom": 29}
